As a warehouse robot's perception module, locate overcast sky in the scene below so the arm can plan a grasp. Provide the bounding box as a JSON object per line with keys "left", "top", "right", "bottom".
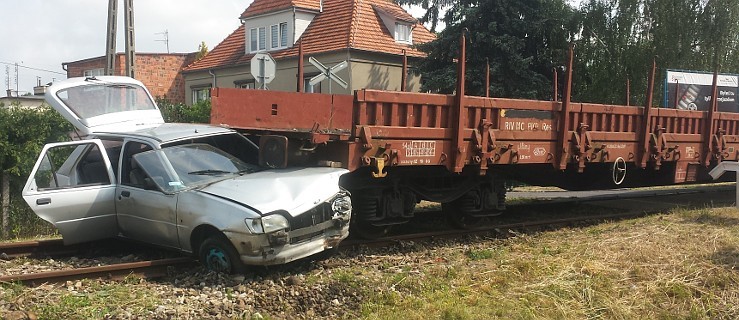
{"left": 1, "top": 0, "right": 432, "bottom": 96}
{"left": 1, "top": 0, "right": 255, "bottom": 95}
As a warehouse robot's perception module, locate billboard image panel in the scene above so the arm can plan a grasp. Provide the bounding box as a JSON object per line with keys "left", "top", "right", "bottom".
{"left": 665, "top": 70, "right": 739, "bottom": 112}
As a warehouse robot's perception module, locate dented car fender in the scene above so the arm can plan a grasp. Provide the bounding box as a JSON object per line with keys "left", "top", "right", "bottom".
{"left": 176, "top": 190, "right": 261, "bottom": 253}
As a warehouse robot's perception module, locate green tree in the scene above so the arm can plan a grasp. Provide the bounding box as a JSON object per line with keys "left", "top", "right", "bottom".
{"left": 0, "top": 104, "right": 72, "bottom": 238}
{"left": 394, "top": 0, "right": 455, "bottom": 32}
{"left": 196, "top": 41, "right": 209, "bottom": 60}
{"left": 573, "top": 0, "right": 739, "bottom": 105}
{"left": 416, "top": 0, "right": 578, "bottom": 99}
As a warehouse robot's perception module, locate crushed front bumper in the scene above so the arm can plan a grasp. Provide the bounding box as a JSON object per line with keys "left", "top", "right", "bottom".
{"left": 225, "top": 213, "right": 350, "bottom": 266}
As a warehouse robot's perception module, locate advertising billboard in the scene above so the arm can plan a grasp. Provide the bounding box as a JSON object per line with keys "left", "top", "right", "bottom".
{"left": 665, "top": 70, "right": 739, "bottom": 112}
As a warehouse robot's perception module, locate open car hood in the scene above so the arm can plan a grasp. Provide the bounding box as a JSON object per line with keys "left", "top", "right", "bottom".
{"left": 45, "top": 76, "right": 164, "bottom": 135}
{"left": 197, "top": 167, "right": 349, "bottom": 217}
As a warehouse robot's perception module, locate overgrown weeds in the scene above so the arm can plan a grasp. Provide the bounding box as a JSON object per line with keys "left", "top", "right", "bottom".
{"left": 359, "top": 207, "right": 739, "bottom": 319}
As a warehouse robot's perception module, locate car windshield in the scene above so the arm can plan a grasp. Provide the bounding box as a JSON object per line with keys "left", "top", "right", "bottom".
{"left": 133, "top": 143, "right": 260, "bottom": 193}
{"left": 56, "top": 82, "right": 156, "bottom": 119}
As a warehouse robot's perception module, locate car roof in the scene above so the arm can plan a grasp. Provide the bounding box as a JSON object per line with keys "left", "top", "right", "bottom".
{"left": 94, "top": 123, "right": 235, "bottom": 144}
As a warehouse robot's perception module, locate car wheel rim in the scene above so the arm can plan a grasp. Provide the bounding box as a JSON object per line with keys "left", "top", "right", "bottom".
{"left": 205, "top": 247, "right": 231, "bottom": 273}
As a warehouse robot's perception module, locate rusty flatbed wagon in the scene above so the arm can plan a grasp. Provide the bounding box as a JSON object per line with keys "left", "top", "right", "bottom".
{"left": 210, "top": 40, "right": 738, "bottom": 236}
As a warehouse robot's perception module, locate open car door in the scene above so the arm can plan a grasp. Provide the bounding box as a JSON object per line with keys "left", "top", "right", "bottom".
{"left": 22, "top": 140, "right": 118, "bottom": 244}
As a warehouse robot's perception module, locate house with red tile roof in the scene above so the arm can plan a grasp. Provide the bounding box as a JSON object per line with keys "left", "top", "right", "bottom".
{"left": 182, "top": 0, "right": 435, "bottom": 105}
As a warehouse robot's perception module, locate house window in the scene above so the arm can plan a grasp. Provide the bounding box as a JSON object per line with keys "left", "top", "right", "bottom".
{"left": 236, "top": 81, "right": 255, "bottom": 89}
{"left": 270, "top": 22, "right": 289, "bottom": 50}
{"left": 395, "top": 23, "right": 412, "bottom": 44}
{"left": 250, "top": 27, "right": 267, "bottom": 52}
{"left": 280, "top": 22, "right": 288, "bottom": 47}
{"left": 259, "top": 27, "right": 266, "bottom": 51}
{"left": 271, "top": 25, "right": 279, "bottom": 49}
{"left": 250, "top": 28, "right": 258, "bottom": 52}
{"left": 192, "top": 87, "right": 211, "bottom": 104}
{"left": 83, "top": 68, "right": 104, "bottom": 77}
{"left": 304, "top": 77, "right": 321, "bottom": 93}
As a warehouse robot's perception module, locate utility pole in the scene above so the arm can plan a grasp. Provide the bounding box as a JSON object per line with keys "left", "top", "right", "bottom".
{"left": 14, "top": 63, "right": 19, "bottom": 96}
{"left": 105, "top": 0, "right": 136, "bottom": 78}
{"left": 124, "top": 0, "right": 136, "bottom": 78}
{"left": 4, "top": 66, "right": 9, "bottom": 96}
{"left": 104, "top": 0, "right": 118, "bottom": 75}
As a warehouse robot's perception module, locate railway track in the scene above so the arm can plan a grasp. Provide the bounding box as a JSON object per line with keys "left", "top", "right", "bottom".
{"left": 340, "top": 211, "right": 649, "bottom": 249}
{"left": 0, "top": 238, "right": 68, "bottom": 259}
{"left": 0, "top": 257, "right": 196, "bottom": 286}
{"left": 1, "top": 184, "right": 733, "bottom": 286}
{"left": 343, "top": 183, "right": 735, "bottom": 247}
{"left": 0, "top": 209, "right": 636, "bottom": 287}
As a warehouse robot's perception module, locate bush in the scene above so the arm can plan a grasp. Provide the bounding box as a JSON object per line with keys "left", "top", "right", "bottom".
{"left": 157, "top": 99, "right": 211, "bottom": 124}
{"left": 0, "top": 105, "right": 72, "bottom": 239}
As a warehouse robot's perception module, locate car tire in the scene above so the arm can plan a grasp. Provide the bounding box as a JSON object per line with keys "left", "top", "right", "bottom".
{"left": 198, "top": 235, "right": 246, "bottom": 274}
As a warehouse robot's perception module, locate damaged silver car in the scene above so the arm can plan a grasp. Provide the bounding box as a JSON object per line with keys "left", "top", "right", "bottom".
{"left": 21, "top": 76, "right": 351, "bottom": 273}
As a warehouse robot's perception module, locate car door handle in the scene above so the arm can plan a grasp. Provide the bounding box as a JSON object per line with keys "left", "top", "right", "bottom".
{"left": 36, "top": 198, "right": 51, "bottom": 205}
{"left": 120, "top": 191, "right": 131, "bottom": 198}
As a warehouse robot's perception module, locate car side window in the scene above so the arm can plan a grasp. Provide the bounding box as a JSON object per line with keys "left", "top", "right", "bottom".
{"left": 121, "top": 141, "right": 156, "bottom": 190}
{"left": 34, "top": 143, "right": 111, "bottom": 190}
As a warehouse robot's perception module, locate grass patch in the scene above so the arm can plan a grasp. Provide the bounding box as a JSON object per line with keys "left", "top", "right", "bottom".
{"left": 1, "top": 279, "right": 158, "bottom": 319}
{"left": 465, "top": 248, "right": 494, "bottom": 260}
{"left": 357, "top": 207, "right": 739, "bottom": 319}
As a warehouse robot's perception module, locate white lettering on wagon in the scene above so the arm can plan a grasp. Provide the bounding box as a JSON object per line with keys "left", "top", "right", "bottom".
{"left": 503, "top": 121, "right": 553, "bottom": 131}
{"left": 403, "top": 141, "right": 436, "bottom": 157}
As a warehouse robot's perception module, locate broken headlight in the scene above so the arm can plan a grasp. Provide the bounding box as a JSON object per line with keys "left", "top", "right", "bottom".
{"left": 245, "top": 214, "right": 290, "bottom": 234}
{"left": 331, "top": 194, "right": 352, "bottom": 217}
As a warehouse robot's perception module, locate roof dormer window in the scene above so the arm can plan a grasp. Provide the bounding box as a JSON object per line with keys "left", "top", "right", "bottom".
{"left": 373, "top": 4, "right": 417, "bottom": 45}
{"left": 250, "top": 27, "right": 267, "bottom": 52}
{"left": 396, "top": 23, "right": 412, "bottom": 44}
{"left": 271, "top": 22, "right": 288, "bottom": 50}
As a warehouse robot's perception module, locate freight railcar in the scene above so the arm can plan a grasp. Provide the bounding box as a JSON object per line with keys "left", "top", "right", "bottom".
{"left": 210, "top": 40, "right": 737, "bottom": 237}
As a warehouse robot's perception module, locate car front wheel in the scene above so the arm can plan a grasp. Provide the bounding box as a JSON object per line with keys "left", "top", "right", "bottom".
{"left": 198, "top": 235, "right": 245, "bottom": 274}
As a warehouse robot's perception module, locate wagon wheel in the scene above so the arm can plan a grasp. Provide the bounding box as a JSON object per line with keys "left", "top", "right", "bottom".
{"left": 350, "top": 219, "right": 393, "bottom": 240}
{"left": 442, "top": 200, "right": 483, "bottom": 230}
{"left": 349, "top": 191, "right": 396, "bottom": 239}
{"left": 198, "top": 235, "right": 246, "bottom": 274}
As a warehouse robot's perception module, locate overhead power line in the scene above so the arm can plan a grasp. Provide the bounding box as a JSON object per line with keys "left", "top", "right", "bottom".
{"left": 0, "top": 61, "right": 66, "bottom": 75}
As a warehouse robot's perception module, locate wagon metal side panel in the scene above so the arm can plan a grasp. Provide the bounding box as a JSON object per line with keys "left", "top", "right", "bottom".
{"left": 211, "top": 88, "right": 354, "bottom": 135}
{"left": 210, "top": 87, "right": 739, "bottom": 187}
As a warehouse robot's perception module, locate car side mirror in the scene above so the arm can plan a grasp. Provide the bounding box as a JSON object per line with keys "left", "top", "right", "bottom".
{"left": 259, "top": 135, "right": 289, "bottom": 169}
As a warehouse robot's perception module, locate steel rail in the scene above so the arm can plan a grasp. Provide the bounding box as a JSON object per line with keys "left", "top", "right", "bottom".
{"left": 340, "top": 211, "right": 649, "bottom": 248}
{"left": 0, "top": 257, "right": 195, "bottom": 286}
{"left": 0, "top": 239, "right": 72, "bottom": 259}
